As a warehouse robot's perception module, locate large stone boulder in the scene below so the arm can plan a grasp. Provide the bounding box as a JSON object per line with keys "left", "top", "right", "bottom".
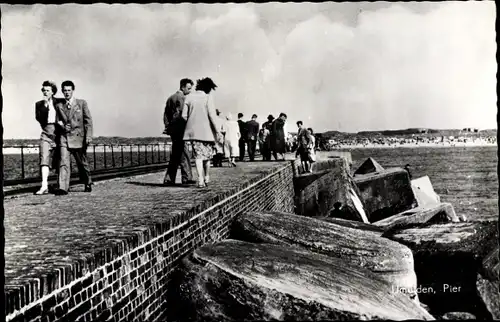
{"left": 231, "top": 211, "right": 418, "bottom": 299}
{"left": 319, "top": 216, "right": 384, "bottom": 236}
{"left": 385, "top": 221, "right": 498, "bottom": 318}
{"left": 373, "top": 202, "right": 460, "bottom": 233}
{"left": 168, "top": 240, "right": 434, "bottom": 321}
{"left": 354, "top": 168, "right": 417, "bottom": 222}
{"left": 294, "top": 158, "right": 368, "bottom": 221}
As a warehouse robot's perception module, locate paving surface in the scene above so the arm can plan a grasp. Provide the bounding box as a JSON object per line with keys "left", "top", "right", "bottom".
{"left": 4, "top": 159, "right": 292, "bottom": 293}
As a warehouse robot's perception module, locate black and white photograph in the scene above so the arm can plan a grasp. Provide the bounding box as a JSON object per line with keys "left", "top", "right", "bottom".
{"left": 1, "top": 2, "right": 498, "bottom": 321}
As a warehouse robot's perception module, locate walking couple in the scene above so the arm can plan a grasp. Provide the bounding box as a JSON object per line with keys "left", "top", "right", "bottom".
{"left": 163, "top": 77, "right": 223, "bottom": 188}
{"left": 35, "top": 80, "right": 94, "bottom": 195}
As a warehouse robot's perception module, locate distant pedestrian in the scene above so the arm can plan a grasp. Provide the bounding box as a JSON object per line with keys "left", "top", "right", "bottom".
{"left": 246, "top": 114, "right": 259, "bottom": 161}
{"left": 182, "top": 77, "right": 222, "bottom": 188}
{"left": 307, "top": 128, "right": 317, "bottom": 171}
{"left": 212, "top": 109, "right": 226, "bottom": 167}
{"left": 55, "top": 80, "right": 93, "bottom": 195}
{"left": 237, "top": 113, "right": 247, "bottom": 161}
{"left": 295, "top": 121, "right": 312, "bottom": 173}
{"left": 270, "top": 113, "right": 287, "bottom": 161}
{"left": 404, "top": 164, "right": 412, "bottom": 180}
{"left": 262, "top": 115, "right": 274, "bottom": 131}
{"left": 163, "top": 78, "right": 195, "bottom": 186}
{"left": 258, "top": 126, "right": 271, "bottom": 161}
{"left": 262, "top": 115, "right": 274, "bottom": 160}
{"left": 34, "top": 80, "right": 62, "bottom": 195}
{"left": 223, "top": 112, "right": 240, "bottom": 167}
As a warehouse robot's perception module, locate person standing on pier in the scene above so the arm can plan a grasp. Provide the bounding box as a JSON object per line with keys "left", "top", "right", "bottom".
{"left": 34, "top": 81, "right": 62, "bottom": 195}
{"left": 270, "top": 113, "right": 288, "bottom": 161}
{"left": 261, "top": 115, "right": 274, "bottom": 161}
{"left": 55, "top": 80, "right": 93, "bottom": 195}
{"left": 182, "top": 77, "right": 222, "bottom": 188}
{"left": 237, "top": 113, "right": 247, "bottom": 161}
{"left": 246, "top": 114, "right": 259, "bottom": 162}
{"left": 295, "top": 121, "right": 312, "bottom": 173}
{"left": 163, "top": 78, "right": 196, "bottom": 185}
{"left": 307, "top": 127, "right": 317, "bottom": 171}
{"left": 212, "top": 109, "right": 226, "bottom": 167}
{"left": 223, "top": 112, "right": 240, "bottom": 167}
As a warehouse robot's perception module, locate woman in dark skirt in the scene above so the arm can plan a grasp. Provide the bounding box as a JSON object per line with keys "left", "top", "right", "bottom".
{"left": 270, "top": 113, "right": 287, "bottom": 161}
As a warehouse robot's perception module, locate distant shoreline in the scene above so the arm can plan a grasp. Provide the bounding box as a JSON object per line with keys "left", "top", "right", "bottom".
{"left": 2, "top": 142, "right": 496, "bottom": 155}
{"left": 330, "top": 142, "right": 497, "bottom": 150}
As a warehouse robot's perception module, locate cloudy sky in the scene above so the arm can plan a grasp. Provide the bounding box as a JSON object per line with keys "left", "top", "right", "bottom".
{"left": 1, "top": 2, "right": 496, "bottom": 139}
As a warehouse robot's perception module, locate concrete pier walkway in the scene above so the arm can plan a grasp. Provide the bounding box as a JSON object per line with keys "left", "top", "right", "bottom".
{"left": 4, "top": 159, "right": 294, "bottom": 318}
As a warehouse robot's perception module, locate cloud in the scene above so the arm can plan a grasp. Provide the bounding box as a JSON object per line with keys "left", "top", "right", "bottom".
{"left": 1, "top": 2, "right": 496, "bottom": 139}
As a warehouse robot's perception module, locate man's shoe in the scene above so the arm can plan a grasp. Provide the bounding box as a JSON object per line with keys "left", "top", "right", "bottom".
{"left": 163, "top": 180, "right": 176, "bottom": 186}
{"left": 55, "top": 189, "right": 68, "bottom": 196}
{"left": 182, "top": 180, "right": 197, "bottom": 185}
{"left": 84, "top": 184, "right": 93, "bottom": 192}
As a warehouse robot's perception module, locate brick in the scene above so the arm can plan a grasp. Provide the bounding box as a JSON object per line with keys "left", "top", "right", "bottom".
{"left": 70, "top": 281, "right": 82, "bottom": 297}
{"left": 24, "top": 303, "right": 42, "bottom": 321}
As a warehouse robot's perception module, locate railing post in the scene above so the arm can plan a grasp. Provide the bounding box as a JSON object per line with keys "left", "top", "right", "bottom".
{"left": 130, "top": 145, "right": 133, "bottom": 166}
{"left": 21, "top": 146, "right": 26, "bottom": 179}
{"left": 104, "top": 145, "right": 107, "bottom": 169}
{"left": 93, "top": 145, "right": 97, "bottom": 170}
{"left": 121, "top": 146, "right": 124, "bottom": 167}
{"left": 157, "top": 144, "right": 160, "bottom": 163}
{"left": 138, "top": 144, "right": 141, "bottom": 166}
{"left": 145, "top": 144, "right": 148, "bottom": 165}
{"left": 111, "top": 145, "right": 115, "bottom": 167}
{"left": 163, "top": 144, "right": 166, "bottom": 162}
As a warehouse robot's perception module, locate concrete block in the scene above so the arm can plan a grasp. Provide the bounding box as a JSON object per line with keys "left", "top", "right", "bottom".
{"left": 295, "top": 157, "right": 368, "bottom": 221}
{"left": 373, "top": 202, "right": 460, "bottom": 232}
{"left": 411, "top": 176, "right": 441, "bottom": 208}
{"left": 385, "top": 221, "right": 498, "bottom": 318}
{"left": 354, "top": 157, "right": 385, "bottom": 176}
{"left": 354, "top": 168, "right": 417, "bottom": 223}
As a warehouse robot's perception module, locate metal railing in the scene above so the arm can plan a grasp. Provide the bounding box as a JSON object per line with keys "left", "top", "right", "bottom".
{"left": 3, "top": 143, "right": 173, "bottom": 185}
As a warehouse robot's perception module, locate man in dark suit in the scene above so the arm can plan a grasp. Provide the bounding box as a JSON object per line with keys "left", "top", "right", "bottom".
{"left": 163, "top": 78, "right": 195, "bottom": 186}
{"left": 237, "top": 113, "right": 247, "bottom": 161}
{"left": 246, "top": 114, "right": 260, "bottom": 161}
{"left": 55, "top": 80, "right": 93, "bottom": 195}
{"left": 34, "top": 80, "right": 63, "bottom": 195}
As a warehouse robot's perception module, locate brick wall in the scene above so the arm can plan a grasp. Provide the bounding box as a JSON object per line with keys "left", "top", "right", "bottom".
{"left": 6, "top": 163, "right": 296, "bottom": 322}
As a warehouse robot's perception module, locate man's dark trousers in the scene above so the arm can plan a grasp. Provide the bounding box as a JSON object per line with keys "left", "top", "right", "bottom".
{"left": 247, "top": 139, "right": 257, "bottom": 161}
{"left": 167, "top": 136, "right": 192, "bottom": 183}
{"left": 59, "top": 145, "right": 92, "bottom": 192}
{"left": 239, "top": 138, "right": 246, "bottom": 161}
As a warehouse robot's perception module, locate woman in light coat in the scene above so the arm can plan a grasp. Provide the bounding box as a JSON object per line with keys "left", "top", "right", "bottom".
{"left": 223, "top": 112, "right": 240, "bottom": 167}
{"left": 182, "top": 77, "right": 222, "bottom": 188}
{"left": 213, "top": 109, "right": 226, "bottom": 167}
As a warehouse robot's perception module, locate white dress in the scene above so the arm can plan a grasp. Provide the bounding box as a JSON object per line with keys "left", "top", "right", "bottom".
{"left": 224, "top": 120, "right": 240, "bottom": 158}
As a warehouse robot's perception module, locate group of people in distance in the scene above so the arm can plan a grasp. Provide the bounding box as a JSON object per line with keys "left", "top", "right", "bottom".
{"left": 34, "top": 80, "right": 94, "bottom": 196}
{"left": 163, "top": 77, "right": 315, "bottom": 189}
{"left": 235, "top": 112, "right": 289, "bottom": 163}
